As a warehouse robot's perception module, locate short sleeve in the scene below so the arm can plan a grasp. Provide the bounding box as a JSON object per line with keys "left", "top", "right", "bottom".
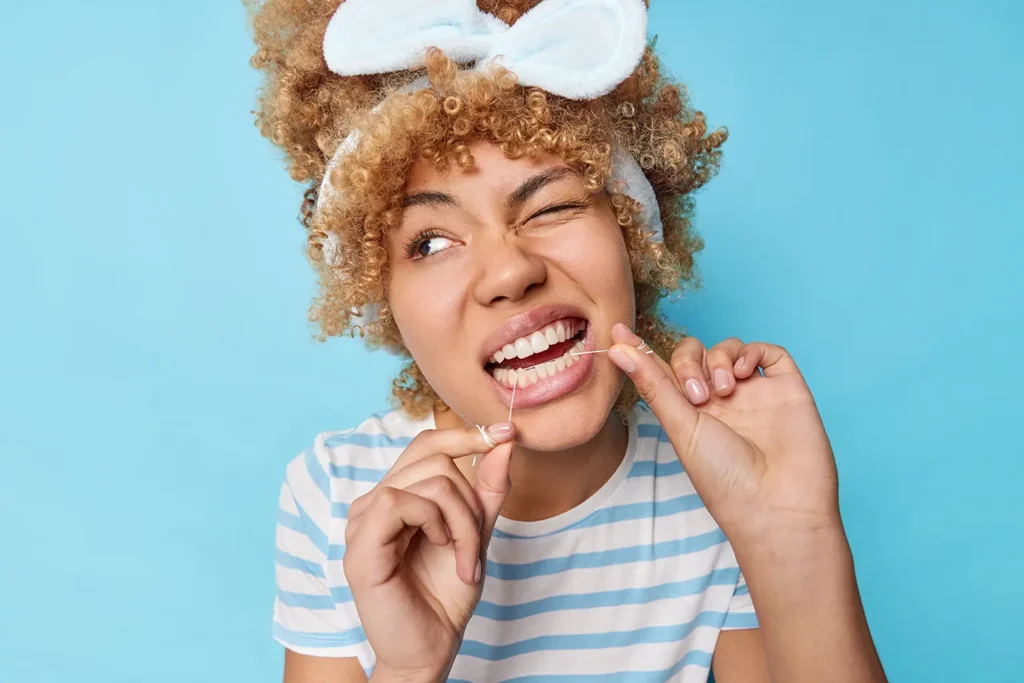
{"left": 721, "top": 570, "right": 759, "bottom": 630}
{"left": 272, "top": 448, "right": 374, "bottom": 671}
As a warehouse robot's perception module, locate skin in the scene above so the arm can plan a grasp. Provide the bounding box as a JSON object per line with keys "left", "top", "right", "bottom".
{"left": 284, "top": 141, "right": 886, "bottom": 683}
{"left": 388, "top": 142, "right": 635, "bottom": 450}
{"left": 390, "top": 142, "right": 635, "bottom": 524}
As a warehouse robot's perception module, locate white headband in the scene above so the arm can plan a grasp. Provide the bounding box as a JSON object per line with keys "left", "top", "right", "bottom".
{"left": 317, "top": 0, "right": 662, "bottom": 324}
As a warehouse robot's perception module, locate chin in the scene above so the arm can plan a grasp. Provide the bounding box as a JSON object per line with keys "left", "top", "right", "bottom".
{"left": 509, "top": 381, "right": 622, "bottom": 451}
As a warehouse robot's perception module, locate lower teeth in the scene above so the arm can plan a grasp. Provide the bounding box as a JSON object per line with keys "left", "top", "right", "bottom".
{"left": 492, "top": 340, "right": 586, "bottom": 388}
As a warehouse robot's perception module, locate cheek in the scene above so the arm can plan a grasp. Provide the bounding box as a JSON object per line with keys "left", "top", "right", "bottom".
{"left": 543, "top": 223, "right": 635, "bottom": 309}
{"left": 387, "top": 266, "right": 467, "bottom": 363}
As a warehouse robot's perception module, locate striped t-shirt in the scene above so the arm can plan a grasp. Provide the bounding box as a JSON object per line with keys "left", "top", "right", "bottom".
{"left": 273, "top": 404, "right": 758, "bottom": 682}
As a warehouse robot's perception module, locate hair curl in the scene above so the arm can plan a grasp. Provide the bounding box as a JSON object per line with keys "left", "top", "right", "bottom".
{"left": 246, "top": 0, "right": 728, "bottom": 419}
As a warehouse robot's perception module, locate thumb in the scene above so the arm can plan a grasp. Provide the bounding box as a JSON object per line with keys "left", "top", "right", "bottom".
{"left": 608, "top": 343, "right": 700, "bottom": 463}
{"left": 473, "top": 441, "right": 513, "bottom": 553}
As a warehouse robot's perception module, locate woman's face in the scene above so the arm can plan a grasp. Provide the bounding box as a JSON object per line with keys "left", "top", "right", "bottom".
{"left": 385, "top": 140, "right": 635, "bottom": 450}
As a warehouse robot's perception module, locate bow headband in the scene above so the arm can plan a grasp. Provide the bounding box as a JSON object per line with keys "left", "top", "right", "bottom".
{"left": 318, "top": 0, "right": 662, "bottom": 323}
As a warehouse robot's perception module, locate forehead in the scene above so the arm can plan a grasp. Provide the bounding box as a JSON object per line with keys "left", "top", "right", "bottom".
{"left": 404, "top": 140, "right": 573, "bottom": 199}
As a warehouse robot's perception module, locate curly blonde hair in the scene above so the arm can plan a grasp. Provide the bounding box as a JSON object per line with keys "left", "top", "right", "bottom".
{"left": 246, "top": 0, "right": 727, "bottom": 419}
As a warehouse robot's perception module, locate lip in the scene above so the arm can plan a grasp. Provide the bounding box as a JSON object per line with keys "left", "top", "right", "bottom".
{"left": 486, "top": 323, "right": 596, "bottom": 410}
{"left": 479, "top": 304, "right": 589, "bottom": 366}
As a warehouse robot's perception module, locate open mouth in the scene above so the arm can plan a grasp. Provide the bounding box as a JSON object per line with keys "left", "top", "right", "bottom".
{"left": 484, "top": 317, "right": 589, "bottom": 388}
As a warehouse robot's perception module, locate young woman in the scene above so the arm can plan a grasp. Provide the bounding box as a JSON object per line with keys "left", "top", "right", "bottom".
{"left": 247, "top": 0, "right": 887, "bottom": 681}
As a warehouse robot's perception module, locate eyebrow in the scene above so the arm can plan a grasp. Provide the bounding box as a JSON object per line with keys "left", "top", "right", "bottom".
{"left": 506, "top": 167, "right": 577, "bottom": 210}
{"left": 401, "top": 191, "right": 460, "bottom": 210}
{"left": 400, "top": 166, "right": 578, "bottom": 211}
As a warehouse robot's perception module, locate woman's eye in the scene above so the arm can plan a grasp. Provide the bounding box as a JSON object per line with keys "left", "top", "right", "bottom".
{"left": 413, "top": 235, "right": 455, "bottom": 259}
{"left": 528, "top": 201, "right": 589, "bottom": 223}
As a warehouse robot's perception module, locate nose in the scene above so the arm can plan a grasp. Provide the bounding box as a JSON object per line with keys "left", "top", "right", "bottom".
{"left": 472, "top": 233, "right": 547, "bottom": 308}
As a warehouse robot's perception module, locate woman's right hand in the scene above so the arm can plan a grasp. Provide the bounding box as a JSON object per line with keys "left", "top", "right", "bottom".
{"left": 343, "top": 422, "right": 516, "bottom": 683}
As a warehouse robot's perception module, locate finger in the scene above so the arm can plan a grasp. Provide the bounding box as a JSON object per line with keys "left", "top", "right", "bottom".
{"left": 405, "top": 476, "right": 482, "bottom": 585}
{"left": 382, "top": 454, "right": 484, "bottom": 525}
{"left": 705, "top": 337, "right": 745, "bottom": 397}
{"left": 669, "top": 336, "right": 713, "bottom": 405}
{"left": 735, "top": 342, "right": 806, "bottom": 381}
{"left": 611, "top": 323, "right": 683, "bottom": 393}
{"left": 474, "top": 441, "right": 514, "bottom": 558}
{"left": 347, "top": 492, "right": 369, "bottom": 527}
{"left": 391, "top": 422, "right": 516, "bottom": 472}
{"left": 346, "top": 489, "right": 381, "bottom": 529}
{"left": 360, "top": 486, "right": 450, "bottom": 550}
{"left": 348, "top": 424, "right": 514, "bottom": 524}
{"left": 733, "top": 344, "right": 766, "bottom": 380}
{"left": 607, "top": 342, "right": 699, "bottom": 457}
{"left": 344, "top": 491, "right": 443, "bottom": 590}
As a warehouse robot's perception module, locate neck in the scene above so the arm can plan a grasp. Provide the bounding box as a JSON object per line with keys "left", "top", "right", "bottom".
{"left": 439, "top": 407, "right": 629, "bottom": 522}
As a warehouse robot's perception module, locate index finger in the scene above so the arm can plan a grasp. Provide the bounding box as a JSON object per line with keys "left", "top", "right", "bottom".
{"left": 738, "top": 342, "right": 805, "bottom": 380}
{"left": 391, "top": 422, "right": 516, "bottom": 472}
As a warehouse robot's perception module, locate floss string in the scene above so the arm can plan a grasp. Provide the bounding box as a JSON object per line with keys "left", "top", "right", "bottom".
{"left": 505, "top": 344, "right": 652, "bottom": 419}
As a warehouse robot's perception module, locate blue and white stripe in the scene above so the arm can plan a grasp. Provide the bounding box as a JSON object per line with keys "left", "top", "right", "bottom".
{"left": 272, "top": 407, "right": 757, "bottom": 681}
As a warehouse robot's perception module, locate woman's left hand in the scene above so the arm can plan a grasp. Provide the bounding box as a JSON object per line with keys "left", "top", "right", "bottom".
{"left": 608, "top": 323, "right": 842, "bottom": 552}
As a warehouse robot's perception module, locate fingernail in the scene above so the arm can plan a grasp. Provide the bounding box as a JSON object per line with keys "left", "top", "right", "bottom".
{"left": 609, "top": 348, "right": 636, "bottom": 373}
{"left": 474, "top": 559, "right": 482, "bottom": 583}
{"left": 486, "top": 422, "right": 515, "bottom": 440}
{"left": 713, "top": 368, "right": 729, "bottom": 393}
{"left": 734, "top": 356, "right": 744, "bottom": 370}
{"left": 685, "top": 378, "right": 708, "bottom": 403}
{"left": 614, "top": 323, "right": 643, "bottom": 346}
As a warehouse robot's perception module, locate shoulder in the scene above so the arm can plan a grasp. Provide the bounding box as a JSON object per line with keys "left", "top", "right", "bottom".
{"left": 273, "top": 410, "right": 426, "bottom": 668}
{"left": 280, "top": 408, "right": 431, "bottom": 517}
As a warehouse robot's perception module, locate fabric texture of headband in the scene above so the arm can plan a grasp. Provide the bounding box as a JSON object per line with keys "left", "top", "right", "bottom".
{"left": 317, "top": 0, "right": 662, "bottom": 325}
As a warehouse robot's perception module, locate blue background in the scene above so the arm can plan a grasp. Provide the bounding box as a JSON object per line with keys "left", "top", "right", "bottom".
{"left": 1, "top": 1, "right": 1020, "bottom": 681}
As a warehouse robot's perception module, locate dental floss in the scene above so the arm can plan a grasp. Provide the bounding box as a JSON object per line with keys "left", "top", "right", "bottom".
{"left": 505, "top": 340, "right": 651, "bottom": 419}
{"left": 508, "top": 371, "right": 519, "bottom": 422}
{"left": 635, "top": 340, "right": 655, "bottom": 355}
{"left": 474, "top": 423, "right": 499, "bottom": 467}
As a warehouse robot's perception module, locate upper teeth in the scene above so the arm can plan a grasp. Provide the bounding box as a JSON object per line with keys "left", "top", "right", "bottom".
{"left": 490, "top": 319, "right": 586, "bottom": 364}
{"left": 492, "top": 338, "right": 587, "bottom": 388}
